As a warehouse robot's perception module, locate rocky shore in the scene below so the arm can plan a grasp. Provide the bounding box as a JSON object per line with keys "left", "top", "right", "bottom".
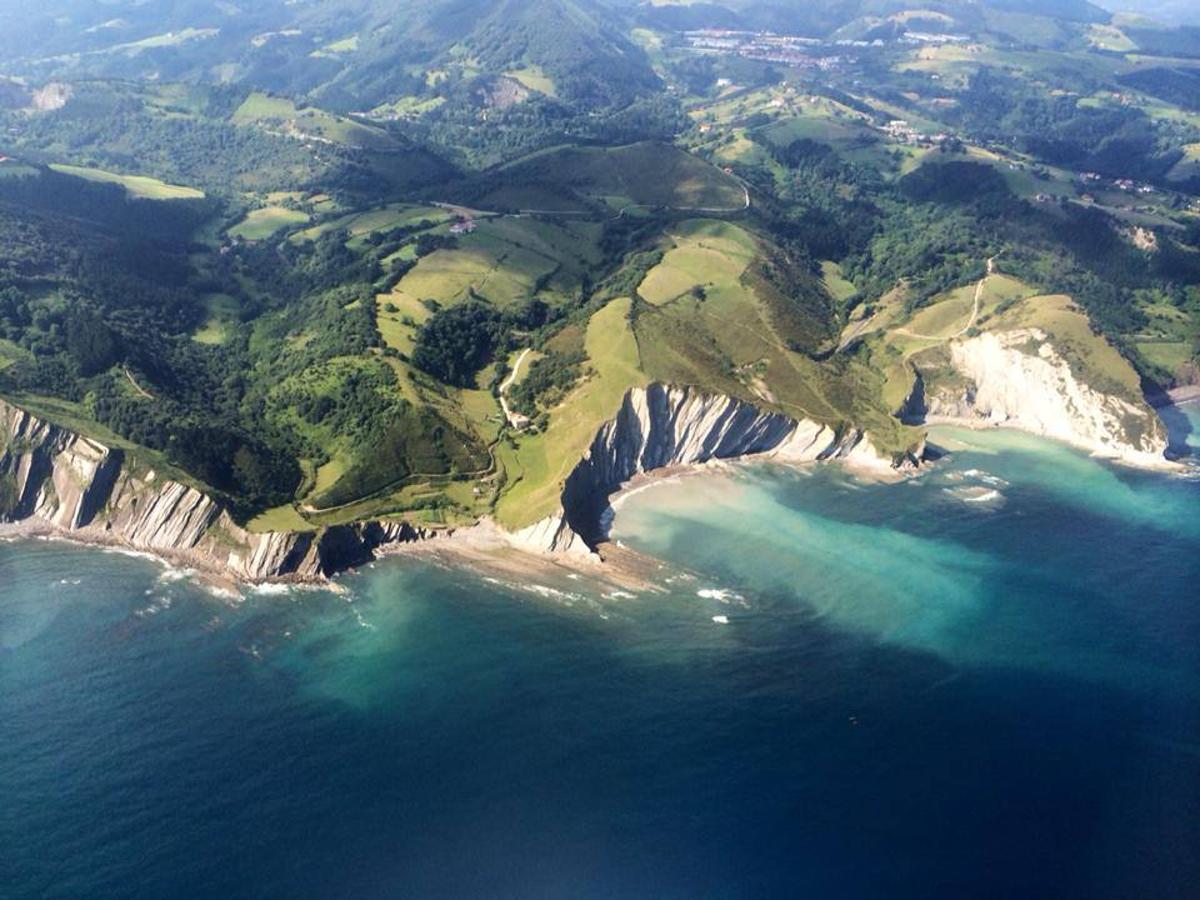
{"left": 2, "top": 363, "right": 1179, "bottom": 583}
{"left": 509, "top": 384, "right": 919, "bottom": 556}
{"left": 907, "top": 329, "right": 1176, "bottom": 470}
{"left": 0, "top": 399, "right": 438, "bottom": 584}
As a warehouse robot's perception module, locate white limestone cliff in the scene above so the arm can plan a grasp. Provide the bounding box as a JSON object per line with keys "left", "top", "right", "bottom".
{"left": 923, "top": 329, "right": 1170, "bottom": 468}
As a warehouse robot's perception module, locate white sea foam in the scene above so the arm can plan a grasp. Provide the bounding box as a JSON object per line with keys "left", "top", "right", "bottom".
{"left": 251, "top": 583, "right": 294, "bottom": 596}
{"left": 156, "top": 568, "right": 193, "bottom": 585}
{"left": 697, "top": 588, "right": 745, "bottom": 604}
{"left": 522, "top": 583, "right": 587, "bottom": 605}
{"left": 965, "top": 489, "right": 1002, "bottom": 503}
{"left": 944, "top": 485, "right": 1004, "bottom": 506}
{"left": 712, "top": 615, "right": 730, "bottom": 625}
{"left": 962, "top": 468, "right": 1009, "bottom": 488}
{"left": 134, "top": 595, "right": 173, "bottom": 618}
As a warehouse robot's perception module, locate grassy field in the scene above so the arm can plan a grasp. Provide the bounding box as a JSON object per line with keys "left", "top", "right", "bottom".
{"left": 367, "top": 95, "right": 446, "bottom": 120}
{"left": 1087, "top": 24, "right": 1138, "bottom": 53}
{"left": 191, "top": 293, "right": 241, "bottom": 346}
{"left": 48, "top": 163, "right": 204, "bottom": 200}
{"left": 112, "top": 27, "right": 218, "bottom": 53}
{"left": 0, "top": 338, "right": 31, "bottom": 370}
{"left": 292, "top": 203, "right": 449, "bottom": 245}
{"left": 375, "top": 290, "right": 434, "bottom": 356}
{"left": 506, "top": 66, "right": 557, "bottom": 97}
{"left": 490, "top": 142, "right": 746, "bottom": 211}
{"left": 313, "top": 35, "right": 359, "bottom": 57}
{"left": 1136, "top": 340, "right": 1193, "bottom": 376}
{"left": 384, "top": 217, "right": 599, "bottom": 321}
{"left": 638, "top": 219, "right": 757, "bottom": 306}
{"left": 887, "top": 274, "right": 1034, "bottom": 349}
{"left": 393, "top": 240, "right": 546, "bottom": 308}
{"left": 495, "top": 298, "right": 645, "bottom": 528}
{"left": 232, "top": 92, "right": 399, "bottom": 151}
{"left": 229, "top": 206, "right": 310, "bottom": 241}
{"left": 1167, "top": 144, "right": 1200, "bottom": 183}
{"left": 821, "top": 261, "right": 858, "bottom": 304}
{"left": 246, "top": 504, "right": 312, "bottom": 534}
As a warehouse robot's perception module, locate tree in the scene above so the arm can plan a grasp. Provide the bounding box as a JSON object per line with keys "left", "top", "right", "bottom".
{"left": 411, "top": 301, "right": 502, "bottom": 387}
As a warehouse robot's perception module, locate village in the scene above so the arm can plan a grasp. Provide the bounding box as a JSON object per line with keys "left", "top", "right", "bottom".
{"left": 684, "top": 29, "right": 853, "bottom": 70}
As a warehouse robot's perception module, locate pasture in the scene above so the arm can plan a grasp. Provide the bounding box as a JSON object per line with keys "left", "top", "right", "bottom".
{"left": 191, "top": 293, "right": 241, "bottom": 346}
{"left": 492, "top": 142, "right": 746, "bottom": 211}
{"left": 637, "top": 219, "right": 757, "bottom": 306}
{"left": 232, "top": 92, "right": 399, "bottom": 151}
{"left": 229, "top": 206, "right": 309, "bottom": 240}
{"left": 49, "top": 163, "right": 204, "bottom": 200}
{"left": 496, "top": 296, "right": 645, "bottom": 528}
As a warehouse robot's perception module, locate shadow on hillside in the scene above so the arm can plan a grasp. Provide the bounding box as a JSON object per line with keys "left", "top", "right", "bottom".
{"left": 1158, "top": 401, "right": 1195, "bottom": 460}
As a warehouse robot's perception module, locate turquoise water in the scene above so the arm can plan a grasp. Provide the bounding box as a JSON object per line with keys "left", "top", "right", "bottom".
{"left": 2, "top": 415, "right": 1199, "bottom": 898}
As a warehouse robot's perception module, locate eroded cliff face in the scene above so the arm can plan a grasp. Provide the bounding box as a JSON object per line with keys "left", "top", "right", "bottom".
{"left": 921, "top": 329, "right": 1169, "bottom": 467}
{"left": 1, "top": 385, "right": 924, "bottom": 575}
{"left": 511, "top": 384, "right": 911, "bottom": 555}
{"left": 0, "top": 401, "right": 433, "bottom": 582}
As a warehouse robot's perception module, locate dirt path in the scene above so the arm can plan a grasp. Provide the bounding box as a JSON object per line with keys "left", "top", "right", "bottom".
{"left": 123, "top": 366, "right": 154, "bottom": 400}
{"left": 499, "top": 347, "right": 533, "bottom": 429}
{"left": 892, "top": 255, "right": 999, "bottom": 342}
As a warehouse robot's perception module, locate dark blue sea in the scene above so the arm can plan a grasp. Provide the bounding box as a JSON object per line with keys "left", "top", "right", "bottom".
{"left": 2, "top": 418, "right": 1199, "bottom": 899}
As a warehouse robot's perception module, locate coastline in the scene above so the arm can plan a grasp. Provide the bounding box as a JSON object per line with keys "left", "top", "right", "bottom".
{"left": 0, "top": 518, "right": 250, "bottom": 597}
{"left": 5, "top": 377, "right": 1191, "bottom": 590}
{"left": 0, "top": 446, "right": 908, "bottom": 595}
{"left": 1150, "top": 385, "right": 1200, "bottom": 407}
{"left": 379, "top": 517, "right": 672, "bottom": 596}
{"left": 920, "top": 415, "right": 1186, "bottom": 472}
{"left": 1, "top": 417, "right": 1189, "bottom": 594}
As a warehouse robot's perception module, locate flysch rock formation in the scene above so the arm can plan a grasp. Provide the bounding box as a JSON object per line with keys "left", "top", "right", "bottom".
{"left": 10, "top": 349, "right": 1166, "bottom": 581}
{"left": 0, "top": 400, "right": 434, "bottom": 583}
{"left": 511, "top": 383, "right": 916, "bottom": 556}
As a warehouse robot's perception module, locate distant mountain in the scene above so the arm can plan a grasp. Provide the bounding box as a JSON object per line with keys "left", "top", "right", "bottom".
{"left": 628, "top": 0, "right": 1110, "bottom": 38}
{"left": 0, "top": 0, "right": 659, "bottom": 112}
{"left": 1102, "top": 0, "right": 1200, "bottom": 26}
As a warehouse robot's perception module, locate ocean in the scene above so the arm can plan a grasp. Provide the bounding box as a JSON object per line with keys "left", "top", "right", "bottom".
{"left": 2, "top": 414, "right": 1198, "bottom": 899}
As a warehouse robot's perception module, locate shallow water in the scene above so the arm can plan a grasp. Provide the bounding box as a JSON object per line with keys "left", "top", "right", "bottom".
{"left": 2, "top": 415, "right": 1199, "bottom": 898}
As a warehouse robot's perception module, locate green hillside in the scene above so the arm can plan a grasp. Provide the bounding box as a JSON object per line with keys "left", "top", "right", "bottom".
{"left": 1, "top": 0, "right": 1198, "bottom": 531}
